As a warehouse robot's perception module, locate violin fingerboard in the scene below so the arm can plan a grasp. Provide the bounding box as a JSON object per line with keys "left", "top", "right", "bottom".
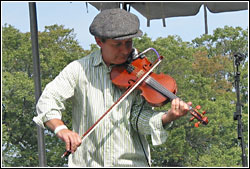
{"left": 145, "top": 76, "right": 178, "bottom": 101}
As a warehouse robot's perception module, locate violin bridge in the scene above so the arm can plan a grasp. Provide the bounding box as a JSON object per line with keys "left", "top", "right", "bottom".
{"left": 136, "top": 70, "right": 145, "bottom": 78}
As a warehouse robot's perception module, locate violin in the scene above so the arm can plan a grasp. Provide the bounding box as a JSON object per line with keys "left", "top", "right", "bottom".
{"left": 110, "top": 48, "right": 208, "bottom": 127}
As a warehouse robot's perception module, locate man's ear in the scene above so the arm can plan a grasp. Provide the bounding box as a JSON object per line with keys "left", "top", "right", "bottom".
{"left": 95, "top": 37, "right": 102, "bottom": 47}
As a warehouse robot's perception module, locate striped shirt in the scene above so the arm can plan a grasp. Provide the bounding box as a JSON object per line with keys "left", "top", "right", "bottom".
{"left": 33, "top": 49, "right": 168, "bottom": 167}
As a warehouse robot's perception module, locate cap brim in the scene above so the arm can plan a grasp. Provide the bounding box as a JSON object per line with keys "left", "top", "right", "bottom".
{"left": 112, "top": 30, "right": 143, "bottom": 40}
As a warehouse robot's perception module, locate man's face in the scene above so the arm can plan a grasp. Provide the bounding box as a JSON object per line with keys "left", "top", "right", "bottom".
{"left": 96, "top": 38, "right": 133, "bottom": 66}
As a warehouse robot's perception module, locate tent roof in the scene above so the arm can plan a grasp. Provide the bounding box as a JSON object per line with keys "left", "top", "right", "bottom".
{"left": 89, "top": 2, "right": 248, "bottom": 28}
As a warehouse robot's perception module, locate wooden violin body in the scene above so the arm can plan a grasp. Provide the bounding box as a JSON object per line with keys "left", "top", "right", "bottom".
{"left": 111, "top": 56, "right": 177, "bottom": 107}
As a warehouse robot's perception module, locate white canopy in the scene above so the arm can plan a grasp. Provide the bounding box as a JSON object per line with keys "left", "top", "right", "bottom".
{"left": 89, "top": 2, "right": 248, "bottom": 33}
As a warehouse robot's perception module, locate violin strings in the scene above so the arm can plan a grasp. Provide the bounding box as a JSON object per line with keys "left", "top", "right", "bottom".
{"left": 145, "top": 76, "right": 178, "bottom": 101}
{"left": 126, "top": 57, "right": 177, "bottom": 100}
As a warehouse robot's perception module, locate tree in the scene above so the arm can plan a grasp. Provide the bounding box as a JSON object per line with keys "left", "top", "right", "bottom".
{"left": 146, "top": 26, "right": 248, "bottom": 167}
{"left": 2, "top": 24, "right": 89, "bottom": 166}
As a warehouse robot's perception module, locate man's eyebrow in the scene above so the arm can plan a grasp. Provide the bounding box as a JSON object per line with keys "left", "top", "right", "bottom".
{"left": 111, "top": 40, "right": 132, "bottom": 45}
{"left": 112, "top": 42, "right": 122, "bottom": 45}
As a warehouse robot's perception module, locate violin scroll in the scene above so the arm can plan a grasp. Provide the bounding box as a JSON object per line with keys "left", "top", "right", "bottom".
{"left": 189, "top": 105, "right": 208, "bottom": 127}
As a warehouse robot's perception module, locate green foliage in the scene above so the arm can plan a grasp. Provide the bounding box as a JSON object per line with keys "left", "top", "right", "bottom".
{"left": 2, "top": 24, "right": 248, "bottom": 167}
{"left": 2, "top": 24, "right": 89, "bottom": 167}
{"left": 2, "top": 71, "right": 38, "bottom": 166}
{"left": 147, "top": 26, "right": 248, "bottom": 167}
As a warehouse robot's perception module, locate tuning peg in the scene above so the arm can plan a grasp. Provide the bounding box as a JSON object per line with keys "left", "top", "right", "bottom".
{"left": 195, "top": 122, "right": 200, "bottom": 128}
{"left": 195, "top": 105, "right": 201, "bottom": 110}
{"left": 189, "top": 116, "right": 195, "bottom": 122}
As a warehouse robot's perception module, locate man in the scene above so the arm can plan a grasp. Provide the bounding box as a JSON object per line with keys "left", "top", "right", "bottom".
{"left": 33, "top": 8, "right": 191, "bottom": 167}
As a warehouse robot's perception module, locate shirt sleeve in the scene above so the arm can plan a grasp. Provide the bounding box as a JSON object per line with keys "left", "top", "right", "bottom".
{"left": 33, "top": 61, "right": 79, "bottom": 128}
{"left": 130, "top": 92, "right": 171, "bottom": 146}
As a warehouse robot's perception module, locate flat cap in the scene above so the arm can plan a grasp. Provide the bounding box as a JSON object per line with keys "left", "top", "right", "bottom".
{"left": 89, "top": 8, "right": 143, "bottom": 40}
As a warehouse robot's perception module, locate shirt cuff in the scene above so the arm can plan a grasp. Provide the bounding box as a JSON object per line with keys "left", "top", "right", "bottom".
{"left": 149, "top": 112, "right": 168, "bottom": 146}
{"left": 33, "top": 111, "right": 62, "bottom": 129}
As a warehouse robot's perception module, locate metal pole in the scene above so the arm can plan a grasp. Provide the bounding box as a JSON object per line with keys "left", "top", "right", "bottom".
{"left": 28, "top": 2, "right": 47, "bottom": 167}
{"left": 204, "top": 4, "right": 208, "bottom": 34}
{"left": 233, "top": 53, "right": 248, "bottom": 167}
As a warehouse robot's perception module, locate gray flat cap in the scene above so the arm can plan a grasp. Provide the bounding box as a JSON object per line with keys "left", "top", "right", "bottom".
{"left": 89, "top": 8, "right": 143, "bottom": 40}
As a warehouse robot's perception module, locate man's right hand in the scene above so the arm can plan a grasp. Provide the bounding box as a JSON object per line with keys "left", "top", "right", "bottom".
{"left": 56, "top": 129, "right": 82, "bottom": 154}
{"left": 45, "top": 119, "right": 82, "bottom": 154}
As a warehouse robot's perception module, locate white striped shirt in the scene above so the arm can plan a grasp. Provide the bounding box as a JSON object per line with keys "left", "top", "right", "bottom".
{"left": 33, "top": 49, "right": 168, "bottom": 167}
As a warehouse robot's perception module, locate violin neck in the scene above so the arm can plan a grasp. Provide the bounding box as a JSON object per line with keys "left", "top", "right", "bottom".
{"left": 145, "top": 76, "right": 178, "bottom": 101}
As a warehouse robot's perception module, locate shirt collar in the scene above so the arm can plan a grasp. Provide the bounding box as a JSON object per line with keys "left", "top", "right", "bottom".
{"left": 92, "top": 49, "right": 115, "bottom": 73}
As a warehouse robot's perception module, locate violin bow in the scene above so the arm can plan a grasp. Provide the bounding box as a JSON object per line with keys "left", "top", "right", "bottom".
{"left": 61, "top": 48, "right": 162, "bottom": 158}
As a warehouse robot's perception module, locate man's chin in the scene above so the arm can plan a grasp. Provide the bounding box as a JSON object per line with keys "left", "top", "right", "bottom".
{"left": 117, "top": 57, "right": 128, "bottom": 65}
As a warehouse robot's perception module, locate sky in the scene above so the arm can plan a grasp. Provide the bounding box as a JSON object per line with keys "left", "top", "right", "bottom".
{"left": 1, "top": 1, "right": 249, "bottom": 50}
